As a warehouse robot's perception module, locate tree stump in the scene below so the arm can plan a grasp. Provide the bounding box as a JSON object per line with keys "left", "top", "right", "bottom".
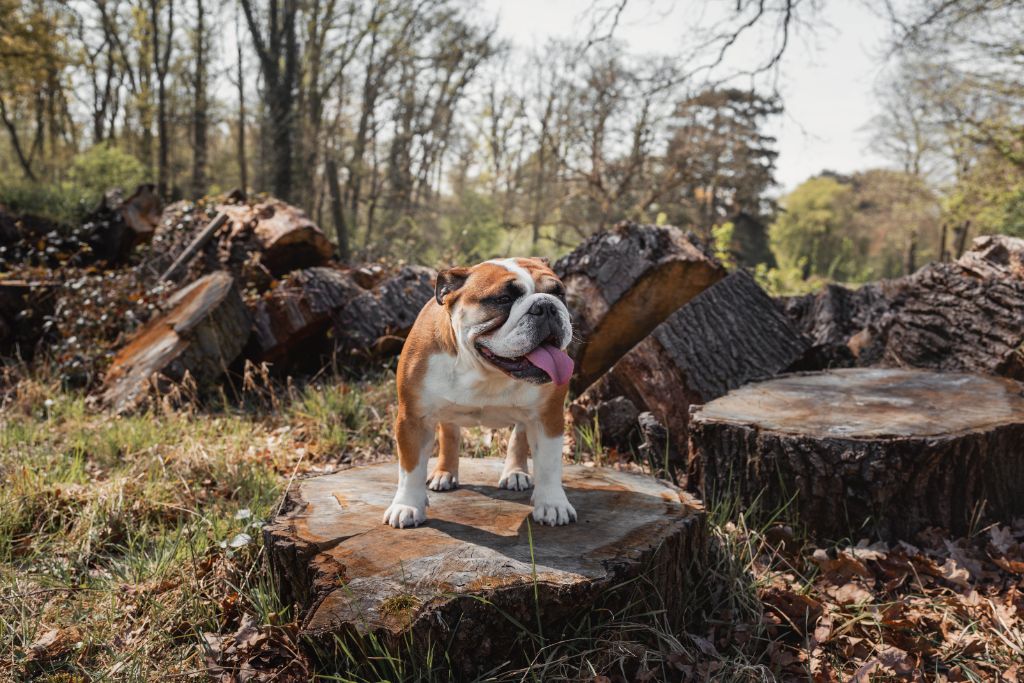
{"left": 264, "top": 459, "right": 705, "bottom": 676}
{"left": 576, "top": 270, "right": 808, "bottom": 458}
{"left": 688, "top": 368, "right": 1024, "bottom": 540}
{"left": 554, "top": 221, "right": 726, "bottom": 390}
{"left": 96, "top": 272, "right": 251, "bottom": 413}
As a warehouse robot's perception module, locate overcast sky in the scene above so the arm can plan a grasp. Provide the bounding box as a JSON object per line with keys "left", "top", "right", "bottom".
{"left": 482, "top": 0, "right": 896, "bottom": 193}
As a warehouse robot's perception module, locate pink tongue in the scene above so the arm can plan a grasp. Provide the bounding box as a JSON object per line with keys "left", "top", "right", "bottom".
{"left": 524, "top": 345, "right": 574, "bottom": 386}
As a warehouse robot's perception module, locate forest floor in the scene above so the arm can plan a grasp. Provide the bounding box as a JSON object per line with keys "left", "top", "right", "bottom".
{"left": 1, "top": 369, "right": 1023, "bottom": 682}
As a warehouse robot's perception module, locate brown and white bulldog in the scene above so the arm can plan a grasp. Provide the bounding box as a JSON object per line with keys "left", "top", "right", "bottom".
{"left": 383, "top": 258, "right": 576, "bottom": 529}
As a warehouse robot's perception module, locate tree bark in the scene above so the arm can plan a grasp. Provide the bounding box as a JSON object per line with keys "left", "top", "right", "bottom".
{"left": 263, "top": 459, "right": 705, "bottom": 678}
{"left": 577, "top": 270, "right": 807, "bottom": 460}
{"left": 325, "top": 158, "right": 349, "bottom": 261}
{"left": 95, "top": 272, "right": 251, "bottom": 414}
{"left": 857, "top": 262, "right": 1024, "bottom": 379}
{"left": 957, "top": 234, "right": 1024, "bottom": 280}
{"left": 190, "top": 0, "right": 208, "bottom": 198}
{"left": 553, "top": 221, "right": 726, "bottom": 391}
{"left": 689, "top": 368, "right": 1024, "bottom": 540}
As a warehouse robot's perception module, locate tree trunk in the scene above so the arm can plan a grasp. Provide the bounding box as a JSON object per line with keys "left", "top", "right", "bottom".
{"left": 190, "top": 0, "right": 208, "bottom": 198}
{"left": 95, "top": 272, "right": 251, "bottom": 414}
{"left": 263, "top": 459, "right": 705, "bottom": 678}
{"left": 553, "top": 221, "right": 726, "bottom": 391}
{"left": 235, "top": 7, "right": 248, "bottom": 192}
{"left": 325, "top": 158, "right": 349, "bottom": 261}
{"left": 689, "top": 368, "right": 1024, "bottom": 540}
{"left": 576, "top": 270, "right": 807, "bottom": 460}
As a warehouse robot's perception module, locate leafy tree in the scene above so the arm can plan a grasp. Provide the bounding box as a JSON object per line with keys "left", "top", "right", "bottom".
{"left": 769, "top": 176, "right": 863, "bottom": 282}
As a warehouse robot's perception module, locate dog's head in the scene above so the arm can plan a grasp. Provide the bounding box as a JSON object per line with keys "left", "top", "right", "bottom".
{"left": 435, "top": 258, "right": 574, "bottom": 385}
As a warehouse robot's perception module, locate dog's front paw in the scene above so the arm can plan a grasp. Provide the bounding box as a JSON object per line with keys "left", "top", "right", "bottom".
{"left": 383, "top": 502, "right": 426, "bottom": 528}
{"left": 427, "top": 470, "right": 458, "bottom": 491}
{"left": 498, "top": 470, "right": 532, "bottom": 491}
{"left": 531, "top": 489, "right": 577, "bottom": 526}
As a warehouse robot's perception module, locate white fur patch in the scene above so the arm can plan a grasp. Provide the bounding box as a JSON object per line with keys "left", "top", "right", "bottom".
{"left": 485, "top": 258, "right": 535, "bottom": 295}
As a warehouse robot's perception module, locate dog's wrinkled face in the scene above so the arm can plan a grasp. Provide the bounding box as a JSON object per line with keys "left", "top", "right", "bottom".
{"left": 435, "top": 258, "right": 574, "bottom": 385}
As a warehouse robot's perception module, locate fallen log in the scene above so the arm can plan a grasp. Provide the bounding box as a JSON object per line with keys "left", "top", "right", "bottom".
{"left": 264, "top": 458, "right": 705, "bottom": 678}
{"left": 576, "top": 270, "right": 807, "bottom": 460}
{"left": 688, "top": 368, "right": 1024, "bottom": 540}
{"left": 957, "top": 234, "right": 1024, "bottom": 280}
{"left": 567, "top": 395, "right": 641, "bottom": 451}
{"left": 95, "top": 272, "right": 251, "bottom": 413}
{"left": 554, "top": 221, "right": 726, "bottom": 390}
{"left": 857, "top": 262, "right": 1024, "bottom": 379}
{"left": 248, "top": 265, "right": 435, "bottom": 369}
{"left": 775, "top": 281, "right": 892, "bottom": 369}
{"left": 249, "top": 267, "right": 363, "bottom": 367}
{"left": 334, "top": 265, "right": 435, "bottom": 357}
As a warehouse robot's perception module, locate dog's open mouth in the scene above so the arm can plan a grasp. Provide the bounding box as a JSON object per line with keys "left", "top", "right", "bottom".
{"left": 476, "top": 337, "right": 574, "bottom": 385}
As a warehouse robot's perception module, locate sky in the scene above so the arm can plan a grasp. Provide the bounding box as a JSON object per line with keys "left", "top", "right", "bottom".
{"left": 481, "top": 0, "right": 896, "bottom": 193}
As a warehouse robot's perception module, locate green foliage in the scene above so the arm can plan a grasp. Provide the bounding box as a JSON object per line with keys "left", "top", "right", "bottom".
{"left": 67, "top": 144, "right": 148, "bottom": 199}
{"left": 712, "top": 221, "right": 736, "bottom": 269}
{"left": 769, "top": 176, "right": 866, "bottom": 283}
{"left": 0, "top": 179, "right": 94, "bottom": 226}
{"left": 943, "top": 151, "right": 1024, "bottom": 239}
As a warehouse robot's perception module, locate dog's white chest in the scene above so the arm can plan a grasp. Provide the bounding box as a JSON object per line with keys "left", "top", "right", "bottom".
{"left": 420, "top": 353, "right": 541, "bottom": 427}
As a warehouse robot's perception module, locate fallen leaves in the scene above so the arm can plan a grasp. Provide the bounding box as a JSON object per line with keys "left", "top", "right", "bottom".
{"left": 745, "top": 520, "right": 1024, "bottom": 680}
{"left": 202, "top": 614, "right": 309, "bottom": 683}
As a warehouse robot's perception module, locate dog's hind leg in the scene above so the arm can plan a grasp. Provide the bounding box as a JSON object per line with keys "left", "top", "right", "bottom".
{"left": 428, "top": 422, "right": 460, "bottom": 491}
{"left": 498, "top": 424, "right": 533, "bottom": 491}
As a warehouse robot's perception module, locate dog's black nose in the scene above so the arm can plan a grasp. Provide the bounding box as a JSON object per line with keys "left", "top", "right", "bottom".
{"left": 528, "top": 300, "right": 558, "bottom": 317}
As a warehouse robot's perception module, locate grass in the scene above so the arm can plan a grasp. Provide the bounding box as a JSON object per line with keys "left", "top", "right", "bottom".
{"left": 3, "top": 370, "right": 1020, "bottom": 681}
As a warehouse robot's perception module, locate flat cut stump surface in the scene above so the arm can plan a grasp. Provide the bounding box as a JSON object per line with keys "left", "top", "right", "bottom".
{"left": 265, "top": 459, "right": 704, "bottom": 671}
{"left": 689, "top": 368, "right": 1024, "bottom": 540}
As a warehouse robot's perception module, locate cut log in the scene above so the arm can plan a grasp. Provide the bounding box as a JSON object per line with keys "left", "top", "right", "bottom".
{"left": 554, "top": 221, "right": 726, "bottom": 390}
{"left": 567, "top": 395, "right": 640, "bottom": 451}
{"left": 577, "top": 270, "right": 808, "bottom": 461}
{"left": 248, "top": 265, "right": 435, "bottom": 369}
{"left": 330, "top": 265, "right": 435, "bottom": 358}
{"left": 857, "top": 262, "right": 1024, "bottom": 379}
{"left": 249, "top": 267, "right": 363, "bottom": 367}
{"left": 80, "top": 184, "right": 163, "bottom": 263}
{"left": 958, "top": 234, "right": 1024, "bottom": 280}
{"left": 219, "top": 199, "right": 333, "bottom": 277}
{"left": 688, "top": 368, "right": 1024, "bottom": 540}
{"left": 95, "top": 272, "right": 251, "bottom": 413}
{"left": 264, "top": 458, "right": 705, "bottom": 677}
{"left": 775, "top": 281, "right": 893, "bottom": 369}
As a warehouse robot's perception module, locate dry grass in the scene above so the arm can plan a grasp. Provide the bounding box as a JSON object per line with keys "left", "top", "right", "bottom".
{"left": 2, "top": 371, "right": 1021, "bottom": 682}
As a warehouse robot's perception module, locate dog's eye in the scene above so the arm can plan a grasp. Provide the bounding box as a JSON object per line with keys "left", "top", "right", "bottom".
{"left": 492, "top": 295, "right": 514, "bottom": 305}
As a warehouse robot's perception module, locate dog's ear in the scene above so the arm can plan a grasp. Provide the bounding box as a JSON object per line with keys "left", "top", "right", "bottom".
{"left": 531, "top": 256, "right": 551, "bottom": 267}
{"left": 435, "top": 267, "right": 470, "bottom": 305}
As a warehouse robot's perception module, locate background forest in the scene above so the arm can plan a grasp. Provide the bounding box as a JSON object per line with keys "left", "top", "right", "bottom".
{"left": 1, "top": 0, "right": 1023, "bottom": 287}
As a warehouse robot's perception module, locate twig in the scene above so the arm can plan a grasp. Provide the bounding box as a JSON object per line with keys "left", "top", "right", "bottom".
{"left": 160, "top": 211, "right": 229, "bottom": 282}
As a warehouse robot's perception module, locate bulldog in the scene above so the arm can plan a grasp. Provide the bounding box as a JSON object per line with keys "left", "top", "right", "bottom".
{"left": 383, "top": 257, "right": 576, "bottom": 529}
